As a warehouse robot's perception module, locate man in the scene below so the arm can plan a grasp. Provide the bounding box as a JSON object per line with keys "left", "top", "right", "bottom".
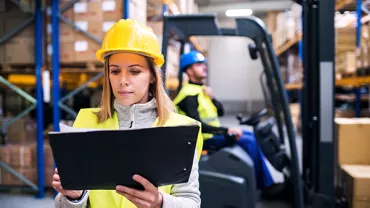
{"left": 173, "top": 50, "right": 282, "bottom": 191}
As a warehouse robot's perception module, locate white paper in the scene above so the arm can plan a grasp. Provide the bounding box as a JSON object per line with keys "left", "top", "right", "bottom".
{"left": 47, "top": 44, "right": 53, "bottom": 56}
{"left": 75, "top": 21, "right": 88, "bottom": 32}
{"left": 47, "top": 24, "right": 52, "bottom": 34}
{"left": 75, "top": 41, "right": 88, "bottom": 52}
{"left": 74, "top": 2, "right": 87, "bottom": 13}
{"left": 59, "top": 123, "right": 100, "bottom": 133}
{"left": 102, "top": 1, "right": 116, "bottom": 11}
{"left": 103, "top": 21, "right": 115, "bottom": 32}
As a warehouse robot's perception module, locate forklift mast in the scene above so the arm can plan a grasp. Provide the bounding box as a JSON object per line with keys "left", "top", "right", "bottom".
{"left": 300, "top": 0, "right": 336, "bottom": 207}
{"left": 160, "top": 14, "right": 304, "bottom": 208}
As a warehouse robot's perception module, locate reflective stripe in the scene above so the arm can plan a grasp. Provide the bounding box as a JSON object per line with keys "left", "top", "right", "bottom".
{"left": 201, "top": 116, "right": 219, "bottom": 124}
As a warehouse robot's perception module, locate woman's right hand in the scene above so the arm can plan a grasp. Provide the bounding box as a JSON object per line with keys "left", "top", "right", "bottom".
{"left": 52, "top": 168, "right": 83, "bottom": 200}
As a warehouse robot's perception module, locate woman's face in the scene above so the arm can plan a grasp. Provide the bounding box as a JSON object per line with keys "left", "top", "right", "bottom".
{"left": 109, "top": 53, "right": 153, "bottom": 106}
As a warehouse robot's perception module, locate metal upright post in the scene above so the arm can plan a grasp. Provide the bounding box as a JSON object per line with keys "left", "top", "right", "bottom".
{"left": 124, "top": 0, "right": 129, "bottom": 19}
{"left": 161, "top": 0, "right": 170, "bottom": 87}
{"left": 35, "top": 0, "right": 45, "bottom": 198}
{"left": 302, "top": 0, "right": 335, "bottom": 206}
{"left": 355, "top": 0, "right": 362, "bottom": 117}
{"left": 52, "top": 0, "right": 61, "bottom": 132}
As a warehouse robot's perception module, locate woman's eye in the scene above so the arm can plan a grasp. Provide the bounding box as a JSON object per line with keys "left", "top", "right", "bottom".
{"left": 130, "top": 70, "right": 141, "bottom": 75}
{"left": 110, "top": 69, "right": 120, "bottom": 74}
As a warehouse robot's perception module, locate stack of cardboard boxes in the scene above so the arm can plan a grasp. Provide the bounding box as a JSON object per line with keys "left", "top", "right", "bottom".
{"left": 0, "top": 0, "right": 147, "bottom": 66}
{"left": 0, "top": 143, "right": 54, "bottom": 186}
{"left": 268, "top": 3, "right": 302, "bottom": 50}
{"left": 0, "top": 116, "right": 54, "bottom": 187}
{"left": 336, "top": 118, "right": 370, "bottom": 208}
{"left": 0, "top": 1, "right": 38, "bottom": 65}
{"left": 47, "top": 0, "right": 146, "bottom": 64}
{"left": 336, "top": 25, "right": 370, "bottom": 76}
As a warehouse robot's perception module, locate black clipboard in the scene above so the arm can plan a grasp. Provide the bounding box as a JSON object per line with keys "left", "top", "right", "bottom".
{"left": 48, "top": 125, "right": 199, "bottom": 190}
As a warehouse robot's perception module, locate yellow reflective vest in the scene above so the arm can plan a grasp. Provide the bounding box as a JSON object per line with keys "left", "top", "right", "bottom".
{"left": 72, "top": 108, "right": 203, "bottom": 208}
{"left": 173, "top": 83, "right": 221, "bottom": 140}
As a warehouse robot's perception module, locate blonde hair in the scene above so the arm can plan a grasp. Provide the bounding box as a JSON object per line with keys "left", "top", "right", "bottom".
{"left": 96, "top": 55, "right": 176, "bottom": 126}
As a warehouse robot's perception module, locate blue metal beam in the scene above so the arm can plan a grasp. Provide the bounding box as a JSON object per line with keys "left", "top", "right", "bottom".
{"left": 356, "top": 0, "right": 362, "bottom": 117}
{"left": 124, "top": 0, "right": 129, "bottom": 19}
{"left": 35, "top": 0, "right": 45, "bottom": 199}
{"left": 52, "top": 0, "right": 60, "bottom": 132}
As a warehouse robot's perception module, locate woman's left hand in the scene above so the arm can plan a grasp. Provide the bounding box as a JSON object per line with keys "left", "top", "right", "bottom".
{"left": 116, "top": 174, "right": 163, "bottom": 208}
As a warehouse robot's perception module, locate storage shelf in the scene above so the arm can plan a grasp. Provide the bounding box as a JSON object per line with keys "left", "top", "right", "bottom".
{"left": 285, "top": 76, "right": 370, "bottom": 90}
{"left": 275, "top": 33, "right": 302, "bottom": 56}
{"left": 275, "top": 0, "right": 354, "bottom": 56}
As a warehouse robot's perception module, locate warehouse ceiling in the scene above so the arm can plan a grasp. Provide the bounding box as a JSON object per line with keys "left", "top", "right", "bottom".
{"left": 196, "top": 0, "right": 294, "bottom": 17}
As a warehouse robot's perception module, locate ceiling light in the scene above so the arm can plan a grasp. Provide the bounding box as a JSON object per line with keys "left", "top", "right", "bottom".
{"left": 225, "top": 9, "right": 253, "bottom": 17}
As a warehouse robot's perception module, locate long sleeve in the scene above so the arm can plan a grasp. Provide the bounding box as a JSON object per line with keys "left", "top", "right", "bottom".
{"left": 211, "top": 98, "right": 225, "bottom": 117}
{"left": 160, "top": 151, "right": 201, "bottom": 208}
{"left": 177, "top": 95, "right": 228, "bottom": 135}
{"left": 55, "top": 191, "right": 89, "bottom": 208}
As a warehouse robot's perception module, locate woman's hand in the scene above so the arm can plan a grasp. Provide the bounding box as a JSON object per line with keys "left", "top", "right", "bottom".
{"left": 116, "top": 174, "right": 163, "bottom": 208}
{"left": 52, "top": 168, "right": 83, "bottom": 200}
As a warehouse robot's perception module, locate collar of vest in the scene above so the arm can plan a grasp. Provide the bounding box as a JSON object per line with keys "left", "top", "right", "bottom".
{"left": 189, "top": 80, "right": 203, "bottom": 86}
{"left": 113, "top": 98, "right": 158, "bottom": 129}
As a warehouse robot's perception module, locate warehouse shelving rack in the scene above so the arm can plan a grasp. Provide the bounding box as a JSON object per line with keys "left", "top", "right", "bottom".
{"left": 283, "top": 0, "right": 370, "bottom": 118}
{"left": 0, "top": 0, "right": 45, "bottom": 198}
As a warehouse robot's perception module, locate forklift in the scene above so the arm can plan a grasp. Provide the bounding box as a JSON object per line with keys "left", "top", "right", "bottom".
{"left": 160, "top": 14, "right": 303, "bottom": 208}
{"left": 160, "top": 0, "right": 338, "bottom": 206}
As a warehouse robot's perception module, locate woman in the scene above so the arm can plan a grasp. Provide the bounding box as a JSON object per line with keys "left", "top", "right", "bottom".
{"left": 52, "top": 19, "right": 203, "bottom": 208}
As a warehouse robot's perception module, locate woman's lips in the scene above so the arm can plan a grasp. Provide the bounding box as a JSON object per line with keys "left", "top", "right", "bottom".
{"left": 118, "top": 91, "right": 133, "bottom": 96}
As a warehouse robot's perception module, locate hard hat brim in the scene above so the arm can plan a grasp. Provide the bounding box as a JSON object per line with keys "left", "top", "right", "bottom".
{"left": 96, "top": 49, "right": 165, "bottom": 67}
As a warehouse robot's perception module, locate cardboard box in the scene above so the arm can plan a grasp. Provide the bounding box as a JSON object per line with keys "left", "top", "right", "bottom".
{"left": 341, "top": 165, "right": 370, "bottom": 208}
{"left": 47, "top": 22, "right": 76, "bottom": 43}
{"left": 74, "top": 20, "right": 103, "bottom": 40}
{"left": 47, "top": 41, "right": 76, "bottom": 64}
{"left": 4, "top": 36, "right": 34, "bottom": 64}
{"left": 4, "top": 17, "right": 34, "bottom": 38}
{"left": 102, "top": 0, "right": 123, "bottom": 21}
{"left": 6, "top": 117, "right": 36, "bottom": 144}
{"left": 10, "top": 144, "right": 34, "bottom": 168}
{"left": 1, "top": 167, "right": 36, "bottom": 186}
{"left": 0, "top": 145, "right": 11, "bottom": 165}
{"left": 336, "top": 108, "right": 356, "bottom": 118}
{"left": 74, "top": 34, "right": 101, "bottom": 62}
{"left": 74, "top": 0, "right": 103, "bottom": 21}
{"left": 335, "top": 118, "right": 370, "bottom": 166}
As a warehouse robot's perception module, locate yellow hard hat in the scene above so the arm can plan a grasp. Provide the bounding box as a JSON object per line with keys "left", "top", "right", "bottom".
{"left": 96, "top": 19, "right": 164, "bottom": 67}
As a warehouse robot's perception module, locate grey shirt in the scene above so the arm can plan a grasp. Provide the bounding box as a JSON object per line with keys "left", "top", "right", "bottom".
{"left": 55, "top": 99, "right": 201, "bottom": 208}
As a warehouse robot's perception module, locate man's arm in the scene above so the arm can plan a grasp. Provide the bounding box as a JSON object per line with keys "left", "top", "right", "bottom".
{"left": 177, "top": 95, "right": 228, "bottom": 135}
{"left": 211, "top": 98, "right": 225, "bottom": 117}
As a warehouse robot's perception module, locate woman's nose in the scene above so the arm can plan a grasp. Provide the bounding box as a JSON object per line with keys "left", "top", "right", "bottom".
{"left": 120, "top": 73, "right": 129, "bottom": 86}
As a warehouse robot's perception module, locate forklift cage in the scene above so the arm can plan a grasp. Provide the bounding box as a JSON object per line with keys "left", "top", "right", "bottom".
{"left": 160, "top": 14, "right": 304, "bottom": 208}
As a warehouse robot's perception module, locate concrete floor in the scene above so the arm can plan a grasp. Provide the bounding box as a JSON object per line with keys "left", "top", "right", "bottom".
{"left": 0, "top": 114, "right": 299, "bottom": 208}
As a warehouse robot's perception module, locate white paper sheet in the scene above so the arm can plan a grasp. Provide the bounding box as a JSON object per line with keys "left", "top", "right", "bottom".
{"left": 59, "top": 122, "right": 100, "bottom": 133}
